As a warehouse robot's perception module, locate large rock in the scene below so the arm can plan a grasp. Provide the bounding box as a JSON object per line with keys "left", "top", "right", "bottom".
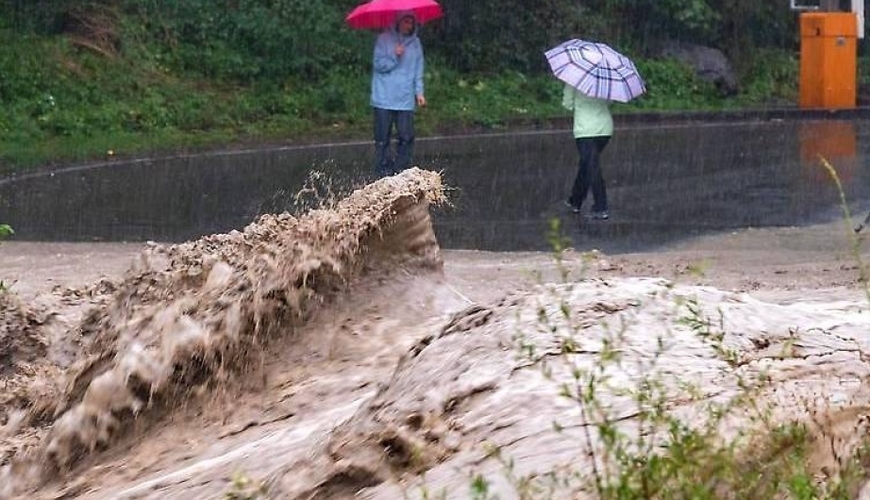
{"left": 660, "top": 41, "right": 739, "bottom": 96}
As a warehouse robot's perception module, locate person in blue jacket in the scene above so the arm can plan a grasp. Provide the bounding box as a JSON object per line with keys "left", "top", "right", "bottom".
{"left": 370, "top": 11, "right": 426, "bottom": 178}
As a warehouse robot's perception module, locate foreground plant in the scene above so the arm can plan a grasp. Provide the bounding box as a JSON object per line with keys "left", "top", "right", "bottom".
{"left": 0, "top": 223, "right": 12, "bottom": 291}
{"left": 502, "top": 284, "right": 866, "bottom": 499}
{"left": 819, "top": 157, "right": 870, "bottom": 305}
{"left": 224, "top": 471, "right": 269, "bottom": 500}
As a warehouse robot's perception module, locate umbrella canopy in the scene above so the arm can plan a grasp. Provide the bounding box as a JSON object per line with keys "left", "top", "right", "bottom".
{"left": 346, "top": 0, "right": 443, "bottom": 30}
{"left": 545, "top": 39, "right": 646, "bottom": 103}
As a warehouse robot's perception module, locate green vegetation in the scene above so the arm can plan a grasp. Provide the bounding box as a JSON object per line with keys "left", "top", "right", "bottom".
{"left": 0, "top": 224, "right": 12, "bottom": 291}
{"left": 223, "top": 471, "right": 269, "bottom": 500}
{"left": 819, "top": 157, "right": 870, "bottom": 307}
{"left": 0, "top": 0, "right": 831, "bottom": 173}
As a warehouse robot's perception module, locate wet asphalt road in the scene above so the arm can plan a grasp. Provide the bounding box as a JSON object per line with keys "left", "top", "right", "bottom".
{"left": 2, "top": 110, "right": 870, "bottom": 254}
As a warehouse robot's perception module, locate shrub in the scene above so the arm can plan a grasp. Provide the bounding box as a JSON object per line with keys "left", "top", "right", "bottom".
{"left": 121, "top": 0, "right": 368, "bottom": 84}
{"left": 0, "top": 224, "right": 12, "bottom": 292}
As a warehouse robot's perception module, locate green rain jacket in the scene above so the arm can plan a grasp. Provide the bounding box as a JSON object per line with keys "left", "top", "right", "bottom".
{"left": 562, "top": 84, "right": 613, "bottom": 139}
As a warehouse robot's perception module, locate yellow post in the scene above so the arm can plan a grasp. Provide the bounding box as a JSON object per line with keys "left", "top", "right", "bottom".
{"left": 799, "top": 12, "right": 858, "bottom": 109}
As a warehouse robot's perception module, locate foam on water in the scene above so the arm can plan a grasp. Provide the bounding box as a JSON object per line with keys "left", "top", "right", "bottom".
{"left": 0, "top": 168, "right": 445, "bottom": 498}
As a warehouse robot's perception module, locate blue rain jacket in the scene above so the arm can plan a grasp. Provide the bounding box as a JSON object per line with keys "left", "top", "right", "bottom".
{"left": 370, "top": 12, "right": 425, "bottom": 111}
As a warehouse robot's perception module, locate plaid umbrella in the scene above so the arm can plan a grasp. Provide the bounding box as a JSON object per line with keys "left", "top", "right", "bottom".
{"left": 545, "top": 39, "right": 646, "bottom": 103}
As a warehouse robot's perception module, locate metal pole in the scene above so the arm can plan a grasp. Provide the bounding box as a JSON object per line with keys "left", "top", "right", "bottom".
{"left": 854, "top": 0, "right": 865, "bottom": 38}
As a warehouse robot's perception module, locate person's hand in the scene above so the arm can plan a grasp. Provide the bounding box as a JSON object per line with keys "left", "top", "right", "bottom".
{"left": 395, "top": 44, "right": 405, "bottom": 57}
{"left": 417, "top": 95, "right": 426, "bottom": 107}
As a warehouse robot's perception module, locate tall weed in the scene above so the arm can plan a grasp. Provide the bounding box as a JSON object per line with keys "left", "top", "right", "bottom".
{"left": 0, "top": 223, "right": 12, "bottom": 292}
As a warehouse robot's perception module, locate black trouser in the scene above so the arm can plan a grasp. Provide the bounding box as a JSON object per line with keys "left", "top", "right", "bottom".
{"left": 373, "top": 107, "right": 415, "bottom": 177}
{"left": 569, "top": 135, "right": 611, "bottom": 212}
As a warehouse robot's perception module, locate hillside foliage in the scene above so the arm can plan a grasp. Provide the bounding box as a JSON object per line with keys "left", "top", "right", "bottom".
{"left": 0, "top": 0, "right": 848, "bottom": 170}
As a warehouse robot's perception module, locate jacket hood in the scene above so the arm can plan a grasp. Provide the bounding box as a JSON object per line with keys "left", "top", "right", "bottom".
{"left": 393, "top": 10, "right": 419, "bottom": 37}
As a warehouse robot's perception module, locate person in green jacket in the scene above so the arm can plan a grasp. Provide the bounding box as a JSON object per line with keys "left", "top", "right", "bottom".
{"left": 563, "top": 83, "right": 613, "bottom": 220}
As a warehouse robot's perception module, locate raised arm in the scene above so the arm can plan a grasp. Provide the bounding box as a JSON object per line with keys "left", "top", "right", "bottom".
{"left": 373, "top": 34, "right": 399, "bottom": 74}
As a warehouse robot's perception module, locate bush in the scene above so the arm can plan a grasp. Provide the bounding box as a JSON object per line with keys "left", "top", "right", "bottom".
{"left": 122, "top": 0, "right": 369, "bottom": 83}
{"left": 631, "top": 58, "right": 722, "bottom": 110}
{"left": 737, "top": 48, "right": 798, "bottom": 105}
{"left": 0, "top": 224, "right": 12, "bottom": 292}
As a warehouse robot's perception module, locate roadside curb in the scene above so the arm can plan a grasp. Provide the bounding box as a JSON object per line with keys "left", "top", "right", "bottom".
{"left": 494, "top": 106, "right": 870, "bottom": 132}
{"left": 616, "top": 106, "right": 870, "bottom": 126}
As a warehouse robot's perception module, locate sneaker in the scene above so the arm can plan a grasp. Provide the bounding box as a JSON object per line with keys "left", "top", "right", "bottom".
{"left": 563, "top": 200, "right": 581, "bottom": 214}
{"left": 585, "top": 211, "right": 609, "bottom": 220}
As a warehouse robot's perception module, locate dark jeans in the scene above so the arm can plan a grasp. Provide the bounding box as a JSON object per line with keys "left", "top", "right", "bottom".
{"left": 569, "top": 135, "right": 611, "bottom": 212}
{"left": 373, "top": 107, "right": 415, "bottom": 177}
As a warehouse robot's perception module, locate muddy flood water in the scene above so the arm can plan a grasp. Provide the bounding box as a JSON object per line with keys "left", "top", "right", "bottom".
{"left": 3, "top": 116, "right": 870, "bottom": 499}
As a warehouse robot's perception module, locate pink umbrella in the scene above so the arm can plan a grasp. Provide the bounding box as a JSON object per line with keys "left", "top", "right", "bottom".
{"left": 345, "top": 0, "right": 443, "bottom": 30}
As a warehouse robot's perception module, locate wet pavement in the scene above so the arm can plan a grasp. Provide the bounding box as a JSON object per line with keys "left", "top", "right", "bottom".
{"left": 2, "top": 113, "right": 870, "bottom": 254}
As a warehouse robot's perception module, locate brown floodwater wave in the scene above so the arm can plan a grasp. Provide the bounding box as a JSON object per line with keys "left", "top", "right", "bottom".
{"left": 0, "top": 168, "right": 445, "bottom": 498}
